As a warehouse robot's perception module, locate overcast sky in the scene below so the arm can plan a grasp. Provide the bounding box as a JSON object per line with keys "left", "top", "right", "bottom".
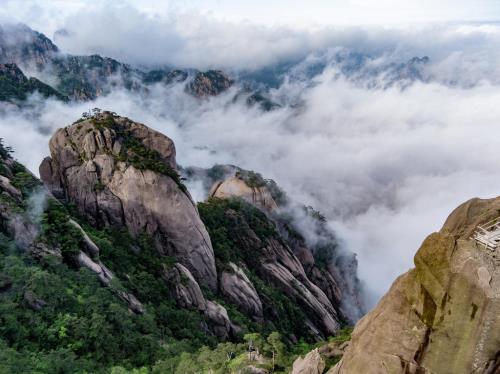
{"left": 1, "top": 0, "right": 499, "bottom": 71}
{"left": 2, "top": 0, "right": 500, "bottom": 37}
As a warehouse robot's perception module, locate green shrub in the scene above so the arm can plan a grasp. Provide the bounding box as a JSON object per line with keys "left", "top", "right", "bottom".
{"left": 41, "top": 199, "right": 83, "bottom": 259}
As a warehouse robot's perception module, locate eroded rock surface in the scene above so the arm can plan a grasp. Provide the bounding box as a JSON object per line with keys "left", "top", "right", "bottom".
{"left": 210, "top": 176, "right": 278, "bottom": 212}
{"left": 331, "top": 196, "right": 500, "bottom": 374}
{"left": 163, "top": 263, "right": 207, "bottom": 311}
{"left": 219, "top": 262, "right": 263, "bottom": 318}
{"left": 291, "top": 348, "right": 325, "bottom": 374}
{"left": 40, "top": 112, "right": 217, "bottom": 289}
{"left": 204, "top": 300, "right": 232, "bottom": 339}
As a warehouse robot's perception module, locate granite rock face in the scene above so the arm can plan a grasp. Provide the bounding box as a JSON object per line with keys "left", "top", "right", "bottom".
{"left": 187, "top": 70, "right": 233, "bottom": 97}
{"left": 291, "top": 348, "right": 326, "bottom": 374}
{"left": 162, "top": 263, "right": 207, "bottom": 311}
{"left": 210, "top": 176, "right": 278, "bottom": 212}
{"left": 219, "top": 262, "right": 263, "bottom": 318}
{"left": 330, "top": 196, "right": 500, "bottom": 374}
{"left": 196, "top": 166, "right": 364, "bottom": 334}
{"left": 39, "top": 112, "right": 217, "bottom": 290}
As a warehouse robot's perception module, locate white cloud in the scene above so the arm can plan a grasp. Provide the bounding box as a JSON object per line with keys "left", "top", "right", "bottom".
{"left": 5, "top": 63, "right": 500, "bottom": 308}
{"left": 3, "top": 6, "right": 500, "bottom": 308}
{"left": 1, "top": 1, "right": 500, "bottom": 71}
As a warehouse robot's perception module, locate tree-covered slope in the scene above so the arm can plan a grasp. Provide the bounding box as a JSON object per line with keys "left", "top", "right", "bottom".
{"left": 0, "top": 63, "right": 67, "bottom": 103}
{"left": 0, "top": 109, "right": 362, "bottom": 372}
{"left": 0, "top": 137, "right": 351, "bottom": 373}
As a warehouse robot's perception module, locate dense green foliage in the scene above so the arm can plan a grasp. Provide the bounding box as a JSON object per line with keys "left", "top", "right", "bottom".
{"left": 235, "top": 170, "right": 287, "bottom": 206}
{"left": 0, "top": 242, "right": 160, "bottom": 372}
{"left": 198, "top": 197, "right": 279, "bottom": 266}
{"left": 0, "top": 141, "right": 351, "bottom": 373}
{"left": 0, "top": 200, "right": 220, "bottom": 373}
{"left": 0, "top": 218, "right": 345, "bottom": 373}
{"left": 198, "top": 198, "right": 312, "bottom": 339}
{"left": 86, "top": 112, "right": 188, "bottom": 193}
{"left": 41, "top": 200, "right": 84, "bottom": 259}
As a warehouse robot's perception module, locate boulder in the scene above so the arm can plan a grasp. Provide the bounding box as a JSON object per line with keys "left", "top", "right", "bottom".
{"left": 0, "top": 175, "right": 21, "bottom": 200}
{"left": 163, "top": 263, "right": 207, "bottom": 311}
{"left": 219, "top": 262, "right": 263, "bottom": 318}
{"left": 204, "top": 300, "right": 232, "bottom": 339}
{"left": 69, "top": 219, "right": 100, "bottom": 258}
{"left": 210, "top": 176, "right": 278, "bottom": 212}
{"left": 76, "top": 251, "right": 114, "bottom": 285}
{"left": 291, "top": 348, "right": 325, "bottom": 374}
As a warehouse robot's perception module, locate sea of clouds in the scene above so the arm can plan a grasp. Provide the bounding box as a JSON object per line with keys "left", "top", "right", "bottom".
{"left": 2, "top": 4, "right": 500, "bottom": 308}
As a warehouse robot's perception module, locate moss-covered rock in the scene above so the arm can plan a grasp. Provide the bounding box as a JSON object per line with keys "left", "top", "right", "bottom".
{"left": 330, "top": 197, "right": 500, "bottom": 374}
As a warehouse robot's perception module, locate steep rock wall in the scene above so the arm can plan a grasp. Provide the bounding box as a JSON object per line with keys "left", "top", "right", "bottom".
{"left": 40, "top": 112, "right": 217, "bottom": 289}
{"left": 330, "top": 196, "right": 500, "bottom": 374}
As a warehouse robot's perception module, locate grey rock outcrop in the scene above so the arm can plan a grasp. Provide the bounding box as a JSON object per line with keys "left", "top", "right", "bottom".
{"left": 193, "top": 164, "right": 363, "bottom": 329}
{"left": 69, "top": 215, "right": 144, "bottom": 313}
{"left": 204, "top": 300, "right": 232, "bottom": 339}
{"left": 39, "top": 112, "right": 217, "bottom": 290}
{"left": 291, "top": 348, "right": 325, "bottom": 374}
{"left": 209, "top": 176, "right": 278, "bottom": 212}
{"left": 213, "top": 204, "right": 342, "bottom": 337}
{"left": 187, "top": 70, "right": 233, "bottom": 97}
{"left": 0, "top": 175, "right": 21, "bottom": 200}
{"left": 163, "top": 263, "right": 207, "bottom": 311}
{"left": 261, "top": 260, "right": 340, "bottom": 336}
{"left": 219, "top": 262, "right": 263, "bottom": 318}
{"left": 163, "top": 262, "right": 235, "bottom": 338}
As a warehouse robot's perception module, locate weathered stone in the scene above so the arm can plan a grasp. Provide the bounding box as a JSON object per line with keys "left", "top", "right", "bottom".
{"left": 117, "top": 291, "right": 145, "bottom": 314}
{"left": 262, "top": 261, "right": 340, "bottom": 336}
{"left": 291, "top": 348, "right": 325, "bottom": 374}
{"left": 187, "top": 70, "right": 233, "bottom": 98}
{"left": 204, "top": 300, "right": 232, "bottom": 339}
{"left": 219, "top": 262, "right": 263, "bottom": 318}
{"left": 39, "top": 113, "right": 217, "bottom": 290}
{"left": 163, "top": 263, "right": 207, "bottom": 311}
{"left": 75, "top": 251, "right": 114, "bottom": 286}
{"left": 0, "top": 175, "right": 21, "bottom": 200}
{"left": 210, "top": 176, "right": 278, "bottom": 212}
{"left": 69, "top": 219, "right": 100, "bottom": 258}
{"left": 331, "top": 196, "right": 500, "bottom": 374}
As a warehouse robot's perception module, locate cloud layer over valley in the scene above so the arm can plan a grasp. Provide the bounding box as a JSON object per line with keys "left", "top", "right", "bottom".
{"left": 2, "top": 8, "right": 500, "bottom": 307}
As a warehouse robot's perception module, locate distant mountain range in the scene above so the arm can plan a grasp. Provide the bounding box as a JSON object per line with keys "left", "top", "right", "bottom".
{"left": 0, "top": 23, "right": 237, "bottom": 103}
{"left": 0, "top": 23, "right": 430, "bottom": 107}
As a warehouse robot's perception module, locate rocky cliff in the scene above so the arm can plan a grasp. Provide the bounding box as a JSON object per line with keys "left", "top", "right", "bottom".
{"left": 189, "top": 164, "right": 365, "bottom": 324}
{"left": 328, "top": 197, "right": 500, "bottom": 374}
{"left": 37, "top": 111, "right": 363, "bottom": 342}
{"left": 0, "top": 111, "right": 365, "bottom": 371}
{"left": 39, "top": 111, "right": 217, "bottom": 290}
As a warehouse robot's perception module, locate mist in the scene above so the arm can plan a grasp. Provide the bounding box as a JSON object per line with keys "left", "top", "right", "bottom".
{"left": 3, "top": 21, "right": 500, "bottom": 308}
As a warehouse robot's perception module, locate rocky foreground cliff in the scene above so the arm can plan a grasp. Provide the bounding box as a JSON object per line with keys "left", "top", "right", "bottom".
{"left": 296, "top": 197, "right": 500, "bottom": 374}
